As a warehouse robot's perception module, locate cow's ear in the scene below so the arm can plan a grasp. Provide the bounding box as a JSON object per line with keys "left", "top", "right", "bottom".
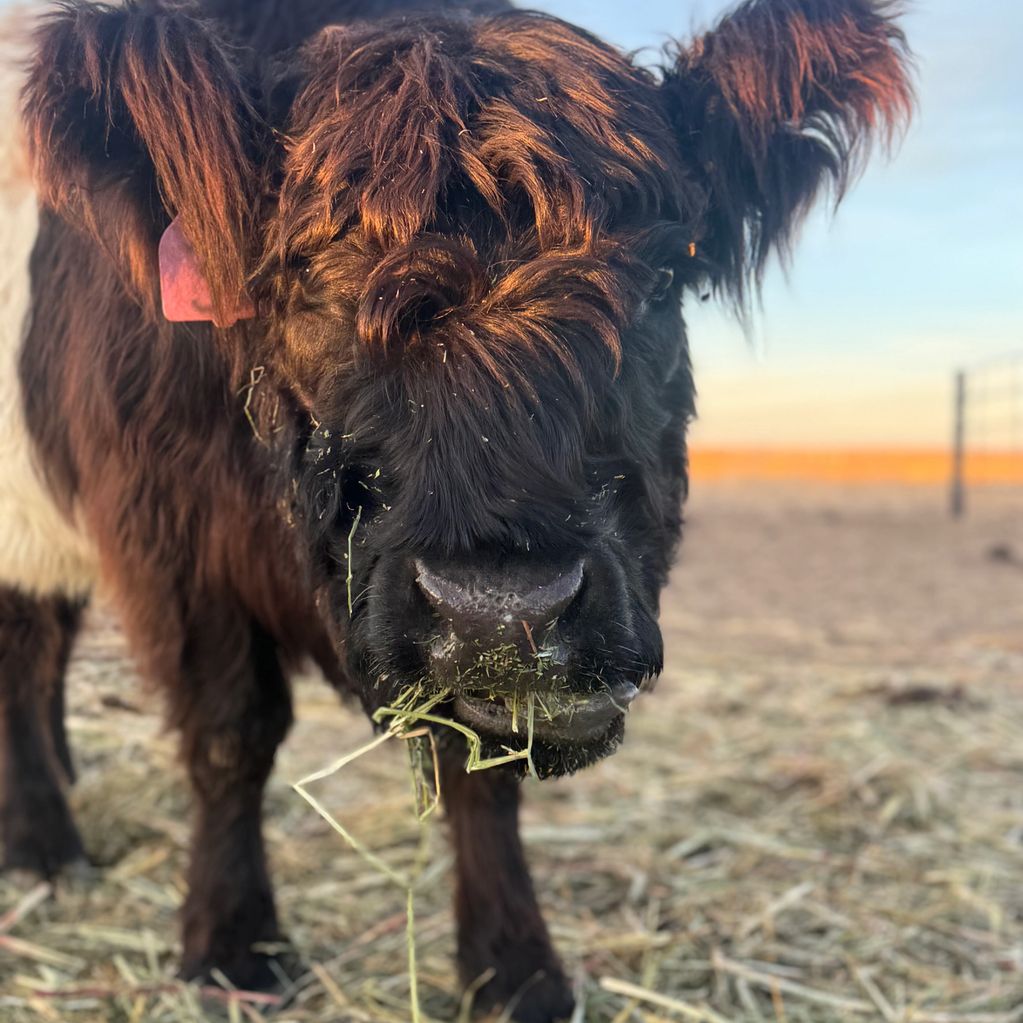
{"left": 661, "top": 0, "right": 913, "bottom": 305}
{"left": 22, "top": 1, "right": 262, "bottom": 323}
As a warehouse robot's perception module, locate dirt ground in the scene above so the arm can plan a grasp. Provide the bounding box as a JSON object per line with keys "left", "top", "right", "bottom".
{"left": 2, "top": 483, "right": 1022, "bottom": 1022}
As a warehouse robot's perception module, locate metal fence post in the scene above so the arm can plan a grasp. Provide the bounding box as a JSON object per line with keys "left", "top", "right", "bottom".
{"left": 950, "top": 369, "right": 966, "bottom": 518}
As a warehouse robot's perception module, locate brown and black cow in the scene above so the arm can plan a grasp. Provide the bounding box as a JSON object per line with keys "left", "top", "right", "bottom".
{"left": 0, "top": 1, "right": 911, "bottom": 1019}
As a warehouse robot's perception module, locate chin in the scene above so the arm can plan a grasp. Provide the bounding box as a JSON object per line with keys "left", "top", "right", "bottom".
{"left": 444, "top": 684, "right": 635, "bottom": 779}
{"left": 487, "top": 715, "right": 627, "bottom": 780}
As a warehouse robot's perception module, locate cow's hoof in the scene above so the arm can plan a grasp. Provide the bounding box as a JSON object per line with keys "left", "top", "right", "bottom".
{"left": 1, "top": 792, "right": 86, "bottom": 880}
{"left": 468, "top": 959, "right": 575, "bottom": 1023}
{"left": 181, "top": 940, "right": 302, "bottom": 1001}
{"left": 16, "top": 856, "right": 97, "bottom": 897}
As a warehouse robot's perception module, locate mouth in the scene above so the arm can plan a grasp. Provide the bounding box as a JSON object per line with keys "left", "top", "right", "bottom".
{"left": 452, "top": 680, "right": 640, "bottom": 744}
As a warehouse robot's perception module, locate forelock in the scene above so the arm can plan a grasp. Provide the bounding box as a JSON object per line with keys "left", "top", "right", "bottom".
{"left": 258, "top": 11, "right": 704, "bottom": 388}
{"left": 273, "top": 12, "right": 694, "bottom": 251}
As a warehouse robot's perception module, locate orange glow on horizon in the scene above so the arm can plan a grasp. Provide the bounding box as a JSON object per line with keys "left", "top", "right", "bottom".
{"left": 689, "top": 448, "right": 1023, "bottom": 485}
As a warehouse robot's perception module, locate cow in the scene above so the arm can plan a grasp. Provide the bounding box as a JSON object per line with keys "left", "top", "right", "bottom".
{"left": 0, "top": 1, "right": 912, "bottom": 1019}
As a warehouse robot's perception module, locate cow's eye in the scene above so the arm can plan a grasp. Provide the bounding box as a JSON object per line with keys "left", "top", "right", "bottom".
{"left": 287, "top": 254, "right": 312, "bottom": 279}
{"left": 650, "top": 267, "right": 675, "bottom": 303}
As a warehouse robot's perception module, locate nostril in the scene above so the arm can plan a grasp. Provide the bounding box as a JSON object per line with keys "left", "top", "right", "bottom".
{"left": 521, "top": 560, "right": 584, "bottom": 624}
{"left": 414, "top": 557, "right": 584, "bottom": 637}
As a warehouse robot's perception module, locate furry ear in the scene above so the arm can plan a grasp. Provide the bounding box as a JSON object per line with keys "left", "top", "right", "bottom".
{"left": 661, "top": 0, "right": 913, "bottom": 305}
{"left": 22, "top": 0, "right": 263, "bottom": 322}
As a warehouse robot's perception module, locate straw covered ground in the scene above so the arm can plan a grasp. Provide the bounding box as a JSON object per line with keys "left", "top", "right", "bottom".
{"left": 1, "top": 483, "right": 1022, "bottom": 1022}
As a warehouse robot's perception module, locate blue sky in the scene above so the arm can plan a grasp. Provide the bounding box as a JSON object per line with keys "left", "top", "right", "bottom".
{"left": 531, "top": 0, "right": 1023, "bottom": 446}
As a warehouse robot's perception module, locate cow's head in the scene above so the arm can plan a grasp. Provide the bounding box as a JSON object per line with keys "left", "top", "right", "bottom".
{"left": 24, "top": 0, "right": 911, "bottom": 775}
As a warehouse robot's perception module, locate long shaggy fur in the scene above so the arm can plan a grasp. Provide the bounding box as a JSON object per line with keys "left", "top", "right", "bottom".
{"left": 22, "top": 0, "right": 263, "bottom": 322}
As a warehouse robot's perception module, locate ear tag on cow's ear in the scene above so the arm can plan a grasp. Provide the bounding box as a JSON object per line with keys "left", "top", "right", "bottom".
{"left": 159, "top": 215, "right": 255, "bottom": 328}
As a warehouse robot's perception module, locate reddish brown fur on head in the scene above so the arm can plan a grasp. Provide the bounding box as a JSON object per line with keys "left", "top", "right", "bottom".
{"left": 272, "top": 15, "right": 685, "bottom": 256}
{"left": 22, "top": 0, "right": 912, "bottom": 340}
{"left": 259, "top": 13, "right": 696, "bottom": 390}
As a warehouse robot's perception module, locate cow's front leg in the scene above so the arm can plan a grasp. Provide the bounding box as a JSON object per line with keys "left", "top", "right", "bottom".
{"left": 0, "top": 587, "right": 85, "bottom": 877}
{"left": 171, "top": 616, "right": 293, "bottom": 991}
{"left": 441, "top": 744, "right": 574, "bottom": 1023}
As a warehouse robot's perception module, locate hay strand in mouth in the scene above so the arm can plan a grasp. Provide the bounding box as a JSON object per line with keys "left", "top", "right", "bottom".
{"left": 293, "top": 684, "right": 537, "bottom": 1021}
{"left": 373, "top": 701, "right": 536, "bottom": 773}
{"left": 293, "top": 731, "right": 406, "bottom": 886}
{"left": 407, "top": 732, "right": 441, "bottom": 821}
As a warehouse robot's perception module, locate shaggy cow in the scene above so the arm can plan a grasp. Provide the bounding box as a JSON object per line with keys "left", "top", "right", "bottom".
{"left": 1, "top": 0, "right": 911, "bottom": 1018}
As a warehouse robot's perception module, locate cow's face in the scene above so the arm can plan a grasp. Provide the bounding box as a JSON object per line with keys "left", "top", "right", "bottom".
{"left": 257, "top": 16, "right": 702, "bottom": 774}
{"left": 282, "top": 245, "right": 689, "bottom": 774}
{"left": 25, "top": 0, "right": 910, "bottom": 775}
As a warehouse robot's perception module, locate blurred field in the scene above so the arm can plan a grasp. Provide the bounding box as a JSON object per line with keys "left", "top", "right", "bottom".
{"left": 690, "top": 448, "right": 1023, "bottom": 486}
{"left": 1, "top": 482, "right": 1022, "bottom": 1022}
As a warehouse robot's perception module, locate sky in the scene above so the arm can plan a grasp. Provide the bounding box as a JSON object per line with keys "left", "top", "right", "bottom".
{"left": 529, "top": 0, "right": 1023, "bottom": 447}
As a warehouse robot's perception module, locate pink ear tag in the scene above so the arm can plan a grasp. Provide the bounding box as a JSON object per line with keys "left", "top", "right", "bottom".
{"left": 159, "top": 215, "right": 255, "bottom": 328}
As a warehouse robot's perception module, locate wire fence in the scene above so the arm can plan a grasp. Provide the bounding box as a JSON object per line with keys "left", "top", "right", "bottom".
{"left": 950, "top": 350, "right": 1023, "bottom": 516}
